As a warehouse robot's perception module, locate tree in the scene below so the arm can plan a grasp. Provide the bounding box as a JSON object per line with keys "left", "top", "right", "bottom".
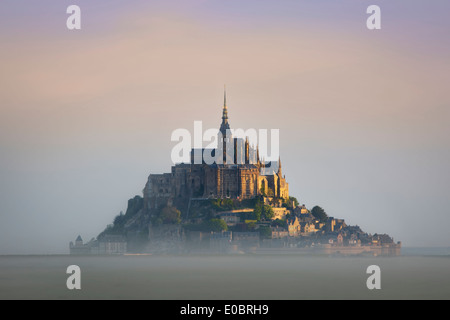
{"left": 211, "top": 198, "right": 234, "bottom": 211}
{"left": 284, "top": 212, "right": 292, "bottom": 221}
{"left": 183, "top": 218, "right": 228, "bottom": 232}
{"left": 222, "top": 198, "right": 234, "bottom": 210}
{"left": 113, "top": 211, "right": 126, "bottom": 227}
{"left": 253, "top": 202, "right": 262, "bottom": 221}
{"left": 159, "top": 206, "right": 181, "bottom": 224}
{"left": 246, "top": 221, "right": 256, "bottom": 231}
{"left": 262, "top": 205, "right": 274, "bottom": 220}
{"left": 207, "top": 218, "right": 228, "bottom": 232}
{"left": 311, "top": 206, "right": 328, "bottom": 223}
{"left": 289, "top": 196, "right": 299, "bottom": 207}
{"left": 271, "top": 219, "right": 287, "bottom": 228}
{"left": 259, "top": 226, "right": 272, "bottom": 239}
{"left": 260, "top": 183, "right": 266, "bottom": 197}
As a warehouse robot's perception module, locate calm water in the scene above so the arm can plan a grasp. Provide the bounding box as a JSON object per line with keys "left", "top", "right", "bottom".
{"left": 1, "top": 249, "right": 449, "bottom": 299}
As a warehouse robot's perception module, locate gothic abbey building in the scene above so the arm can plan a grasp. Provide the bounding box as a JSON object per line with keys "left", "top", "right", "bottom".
{"left": 143, "top": 91, "right": 289, "bottom": 213}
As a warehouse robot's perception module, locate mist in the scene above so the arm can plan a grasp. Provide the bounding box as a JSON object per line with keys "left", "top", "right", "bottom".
{"left": 1, "top": 254, "right": 450, "bottom": 299}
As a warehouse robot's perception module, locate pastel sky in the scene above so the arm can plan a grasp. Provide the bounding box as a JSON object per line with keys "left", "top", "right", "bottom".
{"left": 1, "top": 1, "right": 450, "bottom": 253}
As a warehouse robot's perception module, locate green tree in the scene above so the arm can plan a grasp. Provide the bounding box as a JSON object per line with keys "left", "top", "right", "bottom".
{"left": 259, "top": 226, "right": 272, "bottom": 239}
{"left": 289, "top": 196, "right": 299, "bottom": 207}
{"left": 159, "top": 206, "right": 181, "bottom": 224}
{"left": 271, "top": 219, "right": 287, "bottom": 228}
{"left": 113, "top": 211, "right": 126, "bottom": 227}
{"left": 207, "top": 218, "right": 228, "bottom": 232}
{"left": 211, "top": 198, "right": 235, "bottom": 211}
{"left": 246, "top": 221, "right": 256, "bottom": 231}
{"left": 222, "top": 198, "right": 234, "bottom": 210}
{"left": 262, "top": 205, "right": 274, "bottom": 220}
{"left": 284, "top": 212, "right": 292, "bottom": 221}
{"left": 311, "top": 206, "right": 328, "bottom": 223}
{"left": 260, "top": 183, "right": 266, "bottom": 197}
{"left": 253, "top": 201, "right": 263, "bottom": 221}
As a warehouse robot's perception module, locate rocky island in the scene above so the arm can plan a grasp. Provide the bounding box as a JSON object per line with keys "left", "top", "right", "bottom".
{"left": 70, "top": 91, "right": 401, "bottom": 256}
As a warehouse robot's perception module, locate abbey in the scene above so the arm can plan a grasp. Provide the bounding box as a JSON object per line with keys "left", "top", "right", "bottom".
{"left": 143, "top": 90, "right": 289, "bottom": 212}
{"left": 73, "top": 89, "right": 401, "bottom": 257}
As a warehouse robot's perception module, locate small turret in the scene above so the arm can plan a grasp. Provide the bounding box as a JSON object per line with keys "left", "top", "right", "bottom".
{"left": 256, "top": 145, "right": 260, "bottom": 166}
{"left": 245, "top": 137, "right": 249, "bottom": 164}
{"left": 75, "top": 235, "right": 83, "bottom": 247}
{"left": 277, "top": 156, "right": 282, "bottom": 176}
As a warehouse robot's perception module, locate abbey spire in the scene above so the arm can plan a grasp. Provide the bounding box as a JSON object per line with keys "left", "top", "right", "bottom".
{"left": 218, "top": 85, "right": 232, "bottom": 164}
{"left": 223, "top": 85, "right": 227, "bottom": 120}
{"left": 219, "top": 85, "right": 230, "bottom": 137}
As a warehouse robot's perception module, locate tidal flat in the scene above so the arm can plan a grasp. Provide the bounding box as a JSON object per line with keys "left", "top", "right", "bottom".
{"left": 1, "top": 253, "right": 449, "bottom": 300}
